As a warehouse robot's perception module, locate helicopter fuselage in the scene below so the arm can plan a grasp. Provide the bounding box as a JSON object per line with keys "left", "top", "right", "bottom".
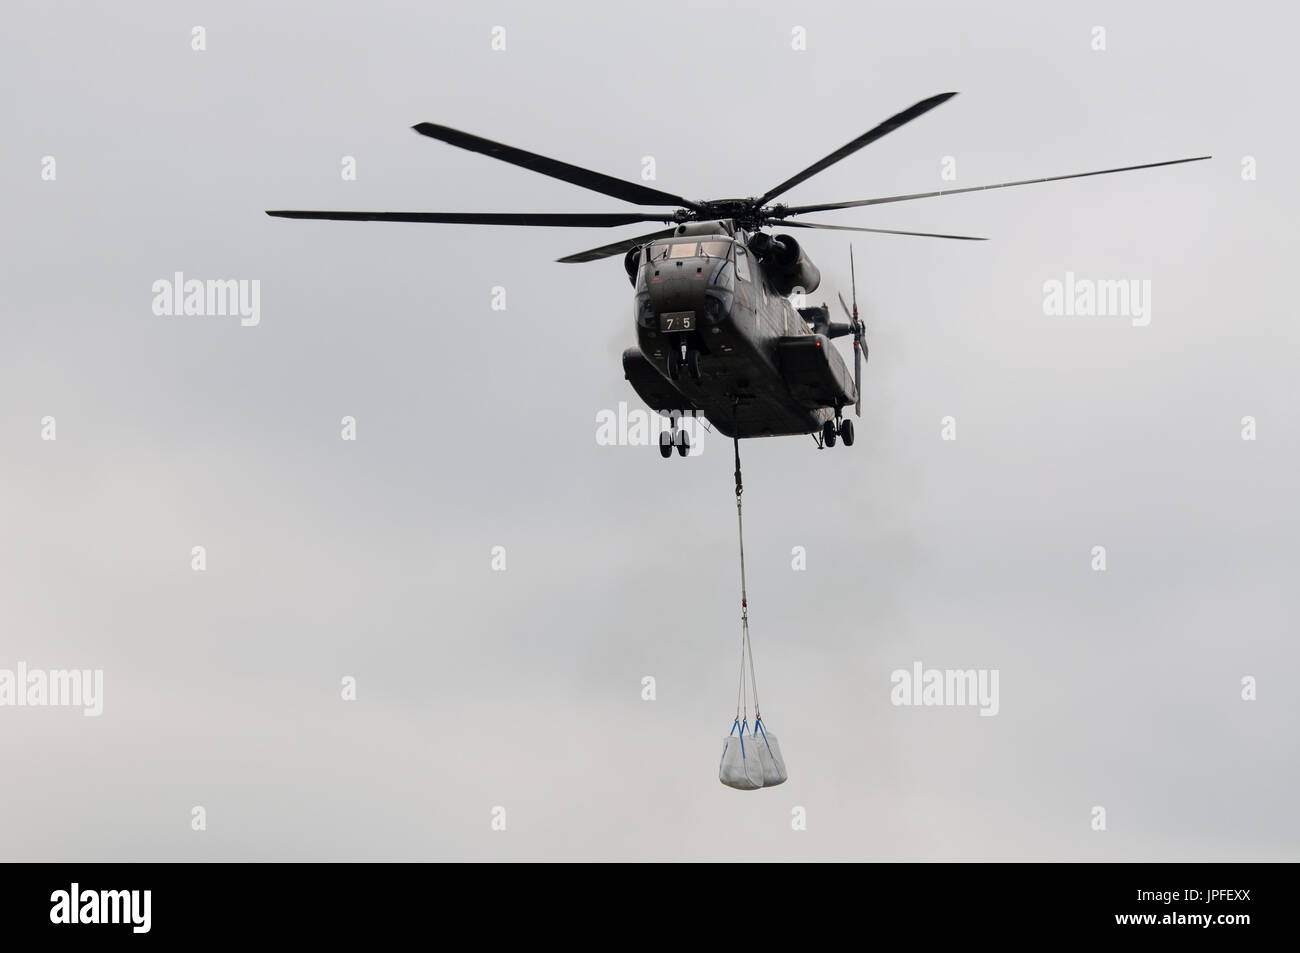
{"left": 621, "top": 223, "right": 856, "bottom": 439}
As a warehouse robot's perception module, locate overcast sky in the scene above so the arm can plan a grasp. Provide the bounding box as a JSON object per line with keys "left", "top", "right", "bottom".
{"left": 2, "top": 0, "right": 1296, "bottom": 860}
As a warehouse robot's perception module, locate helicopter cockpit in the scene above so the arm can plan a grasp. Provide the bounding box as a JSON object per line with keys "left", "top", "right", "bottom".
{"left": 643, "top": 238, "right": 734, "bottom": 262}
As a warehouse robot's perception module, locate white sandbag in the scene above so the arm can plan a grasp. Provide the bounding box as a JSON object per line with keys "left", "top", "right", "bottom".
{"left": 752, "top": 719, "right": 787, "bottom": 786}
{"left": 719, "top": 720, "right": 764, "bottom": 790}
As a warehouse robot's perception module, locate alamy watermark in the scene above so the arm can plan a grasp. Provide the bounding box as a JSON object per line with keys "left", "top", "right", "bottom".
{"left": 1043, "top": 271, "right": 1151, "bottom": 327}
{"left": 890, "top": 661, "right": 999, "bottom": 716}
{"left": 595, "top": 401, "right": 706, "bottom": 454}
{"left": 50, "top": 883, "right": 150, "bottom": 933}
{"left": 152, "top": 272, "right": 260, "bottom": 326}
{"left": 0, "top": 662, "right": 103, "bottom": 716}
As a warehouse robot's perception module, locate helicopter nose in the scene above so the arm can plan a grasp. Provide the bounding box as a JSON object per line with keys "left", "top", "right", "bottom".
{"left": 647, "top": 258, "right": 709, "bottom": 311}
{"left": 638, "top": 252, "right": 733, "bottom": 331}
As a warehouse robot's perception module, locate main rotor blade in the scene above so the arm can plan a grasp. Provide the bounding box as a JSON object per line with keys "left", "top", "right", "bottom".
{"left": 781, "top": 155, "right": 1212, "bottom": 215}
{"left": 556, "top": 227, "right": 680, "bottom": 263}
{"left": 411, "top": 123, "right": 703, "bottom": 210}
{"left": 769, "top": 219, "right": 986, "bottom": 241}
{"left": 759, "top": 92, "right": 957, "bottom": 204}
{"left": 265, "top": 210, "right": 676, "bottom": 227}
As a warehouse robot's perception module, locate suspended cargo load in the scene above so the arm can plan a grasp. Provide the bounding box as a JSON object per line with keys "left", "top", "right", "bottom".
{"left": 718, "top": 434, "right": 788, "bottom": 790}
{"left": 719, "top": 719, "right": 764, "bottom": 791}
{"left": 718, "top": 717, "right": 787, "bottom": 790}
{"left": 752, "top": 717, "right": 787, "bottom": 786}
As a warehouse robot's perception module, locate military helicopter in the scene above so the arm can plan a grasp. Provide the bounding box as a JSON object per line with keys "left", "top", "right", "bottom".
{"left": 267, "top": 92, "right": 1208, "bottom": 458}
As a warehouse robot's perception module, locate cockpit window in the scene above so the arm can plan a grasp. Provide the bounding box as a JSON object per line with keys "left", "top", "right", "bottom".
{"left": 646, "top": 241, "right": 696, "bottom": 262}
{"left": 699, "top": 241, "right": 732, "bottom": 259}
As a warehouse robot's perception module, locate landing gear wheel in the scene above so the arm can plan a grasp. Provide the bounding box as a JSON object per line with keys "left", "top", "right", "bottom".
{"left": 686, "top": 347, "right": 701, "bottom": 381}
{"left": 675, "top": 429, "right": 691, "bottom": 457}
{"left": 665, "top": 348, "right": 686, "bottom": 382}
{"left": 822, "top": 419, "right": 837, "bottom": 448}
{"left": 659, "top": 430, "right": 673, "bottom": 458}
{"left": 839, "top": 418, "right": 855, "bottom": 447}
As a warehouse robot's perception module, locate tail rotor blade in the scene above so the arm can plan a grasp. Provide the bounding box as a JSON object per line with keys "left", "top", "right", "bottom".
{"left": 850, "top": 245, "right": 862, "bottom": 416}
{"left": 850, "top": 245, "right": 857, "bottom": 315}
{"left": 854, "top": 341, "right": 862, "bottom": 417}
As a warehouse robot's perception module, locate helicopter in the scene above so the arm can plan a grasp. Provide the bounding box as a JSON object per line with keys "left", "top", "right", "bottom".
{"left": 267, "top": 92, "right": 1208, "bottom": 458}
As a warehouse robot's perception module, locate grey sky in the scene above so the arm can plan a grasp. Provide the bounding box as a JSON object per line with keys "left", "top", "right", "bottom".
{"left": 2, "top": 0, "right": 1296, "bottom": 860}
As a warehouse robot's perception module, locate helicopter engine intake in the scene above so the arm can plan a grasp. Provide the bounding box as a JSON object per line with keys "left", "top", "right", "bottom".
{"left": 623, "top": 245, "right": 642, "bottom": 285}
{"left": 749, "top": 233, "right": 821, "bottom": 297}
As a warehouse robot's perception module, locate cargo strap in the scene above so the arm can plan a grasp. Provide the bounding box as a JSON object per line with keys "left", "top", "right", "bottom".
{"left": 733, "top": 435, "right": 761, "bottom": 722}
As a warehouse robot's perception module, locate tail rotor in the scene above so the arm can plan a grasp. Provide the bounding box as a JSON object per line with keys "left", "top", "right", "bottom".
{"left": 837, "top": 246, "right": 867, "bottom": 416}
